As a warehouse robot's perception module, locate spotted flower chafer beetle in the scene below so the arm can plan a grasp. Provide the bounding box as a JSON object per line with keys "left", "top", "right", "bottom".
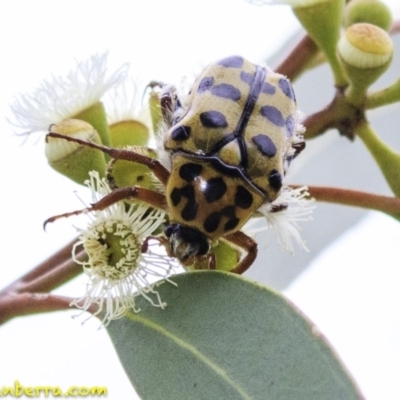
{"left": 46, "top": 55, "right": 305, "bottom": 274}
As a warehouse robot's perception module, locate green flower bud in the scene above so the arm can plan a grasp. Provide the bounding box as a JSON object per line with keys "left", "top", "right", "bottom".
{"left": 108, "top": 147, "right": 158, "bottom": 192}
{"left": 338, "top": 23, "right": 393, "bottom": 104}
{"left": 213, "top": 241, "right": 241, "bottom": 272}
{"left": 193, "top": 240, "right": 240, "bottom": 272}
{"left": 74, "top": 102, "right": 111, "bottom": 146}
{"left": 344, "top": 0, "right": 392, "bottom": 31}
{"left": 291, "top": 0, "right": 347, "bottom": 87}
{"left": 109, "top": 120, "right": 150, "bottom": 148}
{"left": 46, "top": 119, "right": 106, "bottom": 185}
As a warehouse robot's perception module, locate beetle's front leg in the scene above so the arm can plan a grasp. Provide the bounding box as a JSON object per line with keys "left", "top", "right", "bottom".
{"left": 44, "top": 186, "right": 167, "bottom": 228}
{"left": 223, "top": 231, "right": 258, "bottom": 275}
{"left": 159, "top": 85, "right": 185, "bottom": 127}
{"left": 46, "top": 132, "right": 170, "bottom": 185}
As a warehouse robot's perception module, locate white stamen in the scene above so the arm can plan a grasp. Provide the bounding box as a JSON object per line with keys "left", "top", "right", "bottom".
{"left": 9, "top": 53, "right": 128, "bottom": 136}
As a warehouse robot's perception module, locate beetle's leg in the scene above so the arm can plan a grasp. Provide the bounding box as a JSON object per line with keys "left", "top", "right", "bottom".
{"left": 270, "top": 203, "right": 288, "bottom": 213}
{"left": 141, "top": 235, "right": 169, "bottom": 253}
{"left": 106, "top": 158, "right": 119, "bottom": 191}
{"left": 292, "top": 138, "right": 306, "bottom": 158}
{"left": 223, "top": 231, "right": 258, "bottom": 275}
{"left": 46, "top": 132, "right": 170, "bottom": 186}
{"left": 146, "top": 82, "right": 186, "bottom": 130}
{"left": 207, "top": 252, "right": 216, "bottom": 270}
{"left": 159, "top": 86, "right": 175, "bottom": 126}
{"left": 44, "top": 186, "right": 167, "bottom": 228}
{"left": 160, "top": 85, "right": 185, "bottom": 127}
{"left": 141, "top": 236, "right": 215, "bottom": 271}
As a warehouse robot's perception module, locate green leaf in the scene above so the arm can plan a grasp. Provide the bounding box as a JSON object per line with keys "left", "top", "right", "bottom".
{"left": 107, "top": 271, "right": 362, "bottom": 400}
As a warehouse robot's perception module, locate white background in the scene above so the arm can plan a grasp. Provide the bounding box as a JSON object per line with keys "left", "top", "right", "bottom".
{"left": 0, "top": 1, "right": 399, "bottom": 398}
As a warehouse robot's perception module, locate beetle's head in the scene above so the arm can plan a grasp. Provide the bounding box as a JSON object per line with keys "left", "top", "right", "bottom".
{"left": 164, "top": 223, "right": 210, "bottom": 265}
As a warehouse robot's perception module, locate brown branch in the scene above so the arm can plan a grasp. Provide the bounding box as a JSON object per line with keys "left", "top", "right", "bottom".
{"left": 275, "top": 34, "right": 318, "bottom": 81}
{"left": 391, "top": 19, "right": 400, "bottom": 35}
{"left": 303, "top": 104, "right": 337, "bottom": 139}
{"left": 0, "top": 238, "right": 86, "bottom": 325}
{"left": 0, "top": 293, "right": 74, "bottom": 325}
{"left": 16, "top": 250, "right": 85, "bottom": 293}
{"left": 0, "top": 239, "right": 78, "bottom": 293}
{"left": 1, "top": 238, "right": 81, "bottom": 295}
{"left": 302, "top": 89, "right": 364, "bottom": 140}
{"left": 304, "top": 185, "right": 400, "bottom": 217}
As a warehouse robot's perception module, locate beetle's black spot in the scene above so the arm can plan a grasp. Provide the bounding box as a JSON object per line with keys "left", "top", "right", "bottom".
{"left": 269, "top": 170, "right": 282, "bottom": 191}
{"left": 179, "top": 163, "right": 203, "bottom": 182}
{"left": 204, "top": 177, "right": 227, "bottom": 203}
{"left": 181, "top": 201, "right": 199, "bottom": 221}
{"left": 171, "top": 125, "right": 191, "bottom": 141}
{"left": 180, "top": 184, "right": 195, "bottom": 200}
{"left": 224, "top": 217, "right": 240, "bottom": 231}
{"left": 279, "top": 78, "right": 295, "bottom": 101}
{"left": 204, "top": 212, "right": 221, "bottom": 233}
{"left": 260, "top": 106, "right": 285, "bottom": 127}
{"left": 252, "top": 134, "right": 277, "bottom": 157}
{"left": 170, "top": 188, "right": 182, "bottom": 206}
{"left": 211, "top": 84, "right": 241, "bottom": 101}
{"left": 170, "top": 185, "right": 195, "bottom": 206}
{"left": 198, "top": 76, "right": 214, "bottom": 93}
{"left": 240, "top": 71, "right": 254, "bottom": 85}
{"left": 218, "top": 55, "right": 244, "bottom": 68}
{"left": 261, "top": 82, "right": 276, "bottom": 95}
{"left": 235, "top": 186, "right": 253, "bottom": 209}
{"left": 200, "top": 111, "right": 228, "bottom": 128}
{"left": 221, "top": 205, "right": 236, "bottom": 218}
{"left": 285, "top": 116, "right": 295, "bottom": 138}
{"left": 220, "top": 206, "right": 239, "bottom": 231}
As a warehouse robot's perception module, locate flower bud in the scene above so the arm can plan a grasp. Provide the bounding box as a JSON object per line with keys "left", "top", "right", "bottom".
{"left": 74, "top": 101, "right": 111, "bottom": 146}
{"left": 344, "top": 0, "right": 392, "bottom": 31}
{"left": 213, "top": 241, "right": 241, "bottom": 272}
{"left": 338, "top": 23, "right": 393, "bottom": 104}
{"left": 45, "top": 119, "right": 106, "bottom": 185}
{"left": 193, "top": 240, "right": 240, "bottom": 272}
{"left": 109, "top": 120, "right": 150, "bottom": 148}
{"left": 291, "top": 0, "right": 347, "bottom": 86}
{"left": 109, "top": 147, "right": 159, "bottom": 192}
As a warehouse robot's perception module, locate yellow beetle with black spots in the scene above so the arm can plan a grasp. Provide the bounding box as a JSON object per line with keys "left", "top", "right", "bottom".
{"left": 46, "top": 55, "right": 305, "bottom": 274}
{"left": 159, "top": 55, "right": 305, "bottom": 273}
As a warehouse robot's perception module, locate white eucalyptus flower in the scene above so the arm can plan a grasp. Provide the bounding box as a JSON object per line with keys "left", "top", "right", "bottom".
{"left": 255, "top": 186, "right": 313, "bottom": 253}
{"left": 71, "top": 171, "right": 177, "bottom": 326}
{"left": 9, "top": 53, "right": 128, "bottom": 136}
{"left": 104, "top": 77, "right": 150, "bottom": 128}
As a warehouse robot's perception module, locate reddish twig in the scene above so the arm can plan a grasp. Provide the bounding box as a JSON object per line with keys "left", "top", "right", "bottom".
{"left": 391, "top": 20, "right": 400, "bottom": 34}
{"left": 0, "top": 239, "right": 86, "bottom": 325}
{"left": 275, "top": 34, "right": 318, "bottom": 81}
{"left": 2, "top": 238, "right": 78, "bottom": 292}
{"left": 0, "top": 293, "right": 74, "bottom": 325}
{"left": 304, "top": 185, "right": 400, "bottom": 217}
